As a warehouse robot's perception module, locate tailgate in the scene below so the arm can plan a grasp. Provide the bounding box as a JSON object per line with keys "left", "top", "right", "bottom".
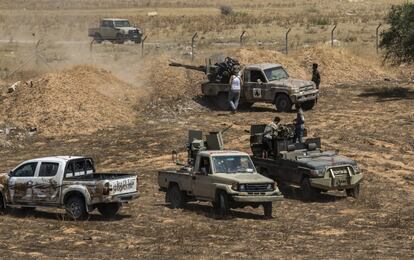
{"left": 109, "top": 176, "right": 137, "bottom": 195}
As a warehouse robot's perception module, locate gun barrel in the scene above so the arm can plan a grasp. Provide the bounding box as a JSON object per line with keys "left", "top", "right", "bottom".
{"left": 169, "top": 62, "right": 206, "bottom": 73}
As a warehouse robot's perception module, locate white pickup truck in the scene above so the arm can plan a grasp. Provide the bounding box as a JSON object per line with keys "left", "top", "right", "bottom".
{"left": 0, "top": 156, "right": 139, "bottom": 220}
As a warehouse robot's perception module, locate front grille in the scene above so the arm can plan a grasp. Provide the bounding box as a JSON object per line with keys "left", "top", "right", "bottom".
{"left": 299, "top": 85, "right": 314, "bottom": 92}
{"left": 330, "top": 166, "right": 351, "bottom": 177}
{"left": 129, "top": 30, "right": 138, "bottom": 36}
{"left": 245, "top": 183, "right": 270, "bottom": 192}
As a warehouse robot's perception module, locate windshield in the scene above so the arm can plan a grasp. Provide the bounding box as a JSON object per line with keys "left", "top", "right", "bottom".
{"left": 212, "top": 155, "right": 255, "bottom": 174}
{"left": 264, "top": 67, "right": 289, "bottom": 81}
{"left": 114, "top": 20, "right": 131, "bottom": 27}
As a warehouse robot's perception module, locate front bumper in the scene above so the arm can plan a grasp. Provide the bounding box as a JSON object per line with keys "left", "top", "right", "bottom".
{"left": 232, "top": 192, "right": 283, "bottom": 203}
{"left": 291, "top": 90, "right": 319, "bottom": 103}
{"left": 310, "top": 174, "right": 363, "bottom": 190}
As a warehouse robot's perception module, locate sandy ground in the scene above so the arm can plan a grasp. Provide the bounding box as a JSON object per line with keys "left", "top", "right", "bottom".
{"left": 0, "top": 79, "right": 413, "bottom": 258}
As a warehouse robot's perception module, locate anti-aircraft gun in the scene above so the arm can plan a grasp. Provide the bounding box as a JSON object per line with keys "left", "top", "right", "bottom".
{"left": 169, "top": 57, "right": 240, "bottom": 84}
{"left": 250, "top": 123, "right": 363, "bottom": 201}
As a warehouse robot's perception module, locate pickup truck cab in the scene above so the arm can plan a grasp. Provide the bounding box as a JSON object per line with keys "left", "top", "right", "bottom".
{"left": 0, "top": 156, "right": 139, "bottom": 219}
{"left": 158, "top": 130, "right": 283, "bottom": 218}
{"left": 88, "top": 18, "right": 143, "bottom": 44}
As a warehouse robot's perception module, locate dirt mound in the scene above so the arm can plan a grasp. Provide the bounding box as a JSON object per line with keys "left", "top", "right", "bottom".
{"left": 0, "top": 65, "right": 139, "bottom": 136}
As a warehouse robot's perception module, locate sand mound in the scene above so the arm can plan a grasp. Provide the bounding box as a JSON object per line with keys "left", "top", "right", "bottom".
{"left": 0, "top": 65, "right": 139, "bottom": 136}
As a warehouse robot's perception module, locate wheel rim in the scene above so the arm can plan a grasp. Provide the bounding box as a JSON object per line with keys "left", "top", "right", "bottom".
{"left": 69, "top": 201, "right": 82, "bottom": 218}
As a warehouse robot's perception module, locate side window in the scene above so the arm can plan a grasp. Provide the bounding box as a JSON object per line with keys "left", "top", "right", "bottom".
{"left": 250, "top": 70, "right": 266, "bottom": 83}
{"left": 39, "top": 162, "right": 59, "bottom": 177}
{"left": 74, "top": 160, "right": 85, "bottom": 176}
{"left": 12, "top": 163, "right": 38, "bottom": 177}
{"left": 65, "top": 162, "right": 74, "bottom": 178}
{"left": 102, "top": 21, "right": 109, "bottom": 27}
{"left": 85, "top": 159, "right": 94, "bottom": 174}
{"left": 199, "top": 157, "right": 211, "bottom": 175}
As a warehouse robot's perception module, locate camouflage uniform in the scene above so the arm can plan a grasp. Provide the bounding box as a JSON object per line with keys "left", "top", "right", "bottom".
{"left": 311, "top": 63, "right": 321, "bottom": 89}
{"left": 293, "top": 108, "right": 305, "bottom": 143}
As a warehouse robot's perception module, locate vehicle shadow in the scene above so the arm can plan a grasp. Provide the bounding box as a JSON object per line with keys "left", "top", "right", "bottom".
{"left": 279, "top": 185, "right": 346, "bottom": 203}
{"left": 7, "top": 208, "right": 132, "bottom": 221}
{"left": 358, "top": 85, "right": 414, "bottom": 102}
{"left": 193, "top": 95, "right": 277, "bottom": 113}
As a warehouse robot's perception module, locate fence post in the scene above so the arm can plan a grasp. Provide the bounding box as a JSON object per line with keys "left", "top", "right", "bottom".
{"left": 240, "top": 30, "right": 246, "bottom": 46}
{"left": 285, "top": 28, "right": 291, "bottom": 55}
{"left": 191, "top": 32, "right": 198, "bottom": 61}
{"left": 331, "top": 25, "right": 337, "bottom": 47}
{"left": 141, "top": 35, "right": 148, "bottom": 57}
{"left": 376, "top": 23, "right": 382, "bottom": 54}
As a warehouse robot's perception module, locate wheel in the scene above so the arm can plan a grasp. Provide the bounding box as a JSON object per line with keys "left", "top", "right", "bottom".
{"left": 263, "top": 202, "right": 273, "bottom": 219}
{"left": 346, "top": 183, "right": 360, "bottom": 199}
{"left": 65, "top": 196, "right": 88, "bottom": 220}
{"left": 210, "top": 92, "right": 230, "bottom": 110}
{"left": 300, "top": 177, "right": 319, "bottom": 201}
{"left": 116, "top": 34, "right": 125, "bottom": 44}
{"left": 238, "top": 102, "right": 254, "bottom": 110}
{"left": 97, "top": 203, "right": 121, "bottom": 218}
{"left": 94, "top": 33, "right": 102, "bottom": 44}
{"left": 216, "top": 192, "right": 230, "bottom": 216}
{"left": 301, "top": 100, "right": 316, "bottom": 111}
{"left": 274, "top": 94, "right": 292, "bottom": 112}
{"left": 168, "top": 185, "right": 185, "bottom": 209}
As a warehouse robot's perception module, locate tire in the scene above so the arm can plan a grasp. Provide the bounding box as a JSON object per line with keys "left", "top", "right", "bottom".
{"left": 94, "top": 33, "right": 102, "bottom": 44}
{"left": 211, "top": 92, "right": 229, "bottom": 110}
{"left": 301, "top": 100, "right": 316, "bottom": 111}
{"left": 65, "top": 196, "right": 88, "bottom": 220}
{"left": 263, "top": 202, "right": 273, "bottom": 219}
{"left": 274, "top": 94, "right": 292, "bottom": 112}
{"left": 116, "top": 34, "right": 125, "bottom": 44}
{"left": 300, "top": 177, "right": 319, "bottom": 201}
{"left": 168, "top": 185, "right": 185, "bottom": 209}
{"left": 346, "top": 183, "right": 360, "bottom": 199}
{"left": 216, "top": 192, "right": 230, "bottom": 216}
{"left": 97, "top": 203, "right": 121, "bottom": 218}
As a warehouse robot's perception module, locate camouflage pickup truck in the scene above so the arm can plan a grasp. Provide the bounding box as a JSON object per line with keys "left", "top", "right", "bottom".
{"left": 0, "top": 156, "right": 139, "bottom": 219}
{"left": 88, "top": 18, "right": 143, "bottom": 44}
{"left": 250, "top": 124, "right": 363, "bottom": 201}
{"left": 158, "top": 130, "right": 283, "bottom": 218}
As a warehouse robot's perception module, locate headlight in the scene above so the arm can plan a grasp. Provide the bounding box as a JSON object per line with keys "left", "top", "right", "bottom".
{"left": 231, "top": 183, "right": 238, "bottom": 191}
{"left": 267, "top": 183, "right": 275, "bottom": 191}
{"left": 353, "top": 165, "right": 360, "bottom": 174}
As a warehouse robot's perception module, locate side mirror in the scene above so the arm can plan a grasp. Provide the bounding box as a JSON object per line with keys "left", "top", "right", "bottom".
{"left": 8, "top": 170, "right": 13, "bottom": 176}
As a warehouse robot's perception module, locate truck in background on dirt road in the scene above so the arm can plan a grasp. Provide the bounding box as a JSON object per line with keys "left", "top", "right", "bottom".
{"left": 170, "top": 58, "right": 319, "bottom": 112}
{"left": 88, "top": 18, "right": 143, "bottom": 44}
{"left": 158, "top": 130, "right": 283, "bottom": 218}
{"left": 0, "top": 156, "right": 139, "bottom": 220}
{"left": 249, "top": 124, "right": 363, "bottom": 201}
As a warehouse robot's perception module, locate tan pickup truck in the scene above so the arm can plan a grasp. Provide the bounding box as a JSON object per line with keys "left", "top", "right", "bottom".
{"left": 158, "top": 130, "right": 283, "bottom": 218}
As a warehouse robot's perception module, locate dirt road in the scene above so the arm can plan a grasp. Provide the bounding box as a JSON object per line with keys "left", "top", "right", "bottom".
{"left": 0, "top": 81, "right": 413, "bottom": 258}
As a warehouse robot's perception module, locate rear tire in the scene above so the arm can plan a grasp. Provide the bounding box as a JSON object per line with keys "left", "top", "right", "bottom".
{"left": 97, "top": 203, "right": 121, "bottom": 218}
{"left": 65, "top": 196, "right": 88, "bottom": 220}
{"left": 116, "top": 34, "right": 125, "bottom": 44}
{"left": 274, "top": 94, "right": 292, "bottom": 112}
{"left": 168, "top": 185, "right": 185, "bottom": 209}
{"left": 300, "top": 177, "right": 318, "bottom": 201}
{"left": 346, "top": 183, "right": 360, "bottom": 199}
{"left": 301, "top": 100, "right": 316, "bottom": 110}
{"left": 94, "top": 33, "right": 102, "bottom": 44}
{"left": 263, "top": 202, "right": 273, "bottom": 219}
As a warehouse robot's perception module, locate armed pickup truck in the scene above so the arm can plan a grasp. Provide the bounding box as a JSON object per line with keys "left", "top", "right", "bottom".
{"left": 0, "top": 156, "right": 139, "bottom": 220}
{"left": 158, "top": 130, "right": 283, "bottom": 218}
{"left": 88, "top": 18, "right": 143, "bottom": 44}
{"left": 250, "top": 124, "right": 363, "bottom": 201}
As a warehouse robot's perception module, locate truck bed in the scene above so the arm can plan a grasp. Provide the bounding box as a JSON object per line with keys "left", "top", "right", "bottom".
{"left": 65, "top": 172, "right": 136, "bottom": 181}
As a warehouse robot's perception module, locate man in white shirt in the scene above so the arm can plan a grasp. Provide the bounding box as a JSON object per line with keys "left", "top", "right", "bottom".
{"left": 228, "top": 66, "right": 242, "bottom": 113}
